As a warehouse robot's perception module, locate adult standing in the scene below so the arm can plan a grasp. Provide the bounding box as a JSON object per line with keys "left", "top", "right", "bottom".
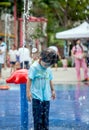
{"left": 18, "top": 45, "right": 30, "bottom": 69}
{"left": 71, "top": 39, "right": 88, "bottom": 82}
{"left": 0, "top": 37, "right": 6, "bottom": 78}
{"left": 0, "top": 37, "right": 7, "bottom": 69}
{"left": 8, "top": 44, "right": 18, "bottom": 73}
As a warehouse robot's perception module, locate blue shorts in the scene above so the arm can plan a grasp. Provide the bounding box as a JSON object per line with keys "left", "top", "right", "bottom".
{"left": 10, "top": 61, "right": 16, "bottom": 65}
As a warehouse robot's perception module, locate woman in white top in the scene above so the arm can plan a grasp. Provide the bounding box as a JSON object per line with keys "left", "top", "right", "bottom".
{"left": 8, "top": 44, "right": 18, "bottom": 73}
{"left": 0, "top": 38, "right": 6, "bottom": 78}
{"left": 18, "top": 45, "right": 30, "bottom": 69}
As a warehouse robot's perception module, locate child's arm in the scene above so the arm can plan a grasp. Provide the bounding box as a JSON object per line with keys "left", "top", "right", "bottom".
{"left": 26, "top": 78, "right": 32, "bottom": 101}
{"left": 50, "top": 80, "right": 56, "bottom": 99}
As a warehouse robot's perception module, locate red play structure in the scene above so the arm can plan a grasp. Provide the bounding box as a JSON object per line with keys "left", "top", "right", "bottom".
{"left": 6, "top": 69, "right": 28, "bottom": 84}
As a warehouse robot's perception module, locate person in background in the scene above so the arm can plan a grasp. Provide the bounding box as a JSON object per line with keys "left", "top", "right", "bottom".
{"left": 26, "top": 48, "right": 58, "bottom": 130}
{"left": 6, "top": 53, "right": 10, "bottom": 68}
{"left": 14, "top": 61, "right": 21, "bottom": 71}
{"left": 8, "top": 44, "right": 18, "bottom": 74}
{"left": 71, "top": 39, "right": 88, "bottom": 82}
{"left": 0, "top": 37, "right": 7, "bottom": 69}
{"left": 0, "top": 37, "right": 6, "bottom": 78}
{"left": 18, "top": 44, "right": 30, "bottom": 69}
{"left": 32, "top": 47, "right": 39, "bottom": 62}
{"left": 61, "top": 56, "right": 68, "bottom": 70}
{"left": 49, "top": 45, "right": 61, "bottom": 70}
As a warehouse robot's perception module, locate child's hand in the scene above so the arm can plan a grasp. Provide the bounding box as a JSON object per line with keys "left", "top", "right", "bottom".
{"left": 51, "top": 90, "right": 56, "bottom": 100}
{"left": 27, "top": 91, "right": 32, "bottom": 102}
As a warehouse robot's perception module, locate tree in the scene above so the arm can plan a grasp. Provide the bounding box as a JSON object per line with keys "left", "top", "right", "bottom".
{"left": 32, "top": 0, "right": 89, "bottom": 45}
{"left": 1, "top": 0, "right": 89, "bottom": 46}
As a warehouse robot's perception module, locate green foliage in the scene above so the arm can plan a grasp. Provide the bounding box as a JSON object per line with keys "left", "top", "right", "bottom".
{"left": 67, "top": 59, "right": 72, "bottom": 67}
{"left": 0, "top": 2, "right": 11, "bottom": 7}
{"left": 57, "top": 58, "right": 72, "bottom": 67}
{"left": 33, "top": 0, "right": 89, "bottom": 25}
{"left": 1, "top": 0, "right": 89, "bottom": 46}
{"left": 32, "top": 0, "right": 89, "bottom": 46}
{"left": 32, "top": 27, "right": 44, "bottom": 39}
{"left": 57, "top": 60, "right": 62, "bottom": 67}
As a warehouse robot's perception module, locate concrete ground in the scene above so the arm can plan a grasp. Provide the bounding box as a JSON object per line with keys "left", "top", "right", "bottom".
{"left": 1, "top": 67, "right": 89, "bottom": 84}
{"left": 52, "top": 67, "right": 89, "bottom": 84}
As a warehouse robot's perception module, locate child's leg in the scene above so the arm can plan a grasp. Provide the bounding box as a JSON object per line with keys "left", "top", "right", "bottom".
{"left": 10, "top": 62, "right": 15, "bottom": 73}
{"left": 42, "top": 101, "right": 50, "bottom": 130}
{"left": 32, "top": 98, "right": 43, "bottom": 130}
{"left": 25, "top": 61, "right": 29, "bottom": 69}
{"left": 63, "top": 64, "right": 67, "bottom": 70}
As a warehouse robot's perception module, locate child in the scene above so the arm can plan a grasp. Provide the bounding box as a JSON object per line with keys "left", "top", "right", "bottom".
{"left": 61, "top": 56, "right": 68, "bottom": 70}
{"left": 32, "top": 47, "right": 39, "bottom": 63}
{"left": 14, "top": 61, "right": 21, "bottom": 71}
{"left": 26, "top": 48, "right": 58, "bottom": 130}
{"left": 29, "top": 48, "right": 39, "bottom": 67}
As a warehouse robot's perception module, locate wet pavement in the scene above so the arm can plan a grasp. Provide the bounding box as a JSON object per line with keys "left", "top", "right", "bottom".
{"left": 50, "top": 83, "right": 89, "bottom": 130}
{"left": 0, "top": 82, "right": 89, "bottom": 130}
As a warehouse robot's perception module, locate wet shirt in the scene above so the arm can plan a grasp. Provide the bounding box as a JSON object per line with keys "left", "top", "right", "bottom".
{"left": 28, "top": 61, "right": 53, "bottom": 101}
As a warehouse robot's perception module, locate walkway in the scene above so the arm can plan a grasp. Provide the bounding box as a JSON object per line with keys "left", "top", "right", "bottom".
{"left": 1, "top": 67, "right": 89, "bottom": 83}
{"left": 52, "top": 67, "right": 89, "bottom": 84}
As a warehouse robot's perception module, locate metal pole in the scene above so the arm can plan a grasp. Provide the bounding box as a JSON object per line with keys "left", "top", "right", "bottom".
{"left": 20, "top": 84, "right": 28, "bottom": 130}
{"left": 20, "top": 1, "right": 29, "bottom": 129}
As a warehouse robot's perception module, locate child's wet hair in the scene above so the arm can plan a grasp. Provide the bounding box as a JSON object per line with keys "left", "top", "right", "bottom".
{"left": 40, "top": 48, "right": 59, "bottom": 65}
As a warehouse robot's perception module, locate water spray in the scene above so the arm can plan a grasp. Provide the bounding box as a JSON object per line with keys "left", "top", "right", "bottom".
{"left": 23, "top": 1, "right": 33, "bottom": 130}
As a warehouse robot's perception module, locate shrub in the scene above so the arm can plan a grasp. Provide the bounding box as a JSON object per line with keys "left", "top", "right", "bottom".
{"left": 67, "top": 59, "right": 72, "bottom": 67}
{"left": 57, "top": 60, "right": 63, "bottom": 67}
